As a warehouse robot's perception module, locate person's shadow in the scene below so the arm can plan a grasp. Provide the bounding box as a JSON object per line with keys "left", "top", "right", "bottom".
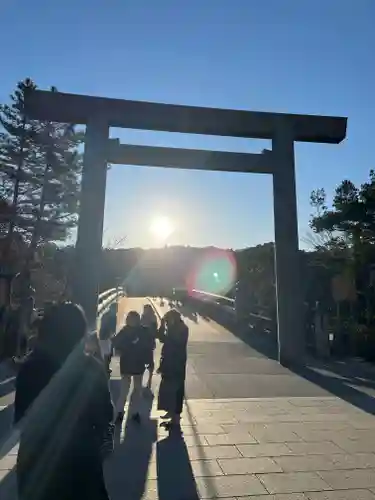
{"left": 104, "top": 388, "right": 157, "bottom": 500}
{"left": 0, "top": 467, "right": 17, "bottom": 500}
{"left": 176, "top": 305, "right": 199, "bottom": 324}
{"left": 0, "top": 361, "right": 16, "bottom": 413}
{"left": 0, "top": 374, "right": 15, "bottom": 399}
{"left": 157, "top": 432, "right": 199, "bottom": 500}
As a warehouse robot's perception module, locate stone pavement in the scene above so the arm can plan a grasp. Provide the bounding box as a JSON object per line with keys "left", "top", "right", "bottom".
{"left": 104, "top": 297, "right": 375, "bottom": 499}
{"left": 3, "top": 392, "right": 375, "bottom": 499}
{"left": 2, "top": 297, "right": 375, "bottom": 499}
{"left": 104, "top": 394, "right": 375, "bottom": 500}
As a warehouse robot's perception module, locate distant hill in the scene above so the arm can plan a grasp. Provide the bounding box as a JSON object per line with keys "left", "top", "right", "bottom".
{"left": 32, "top": 241, "right": 330, "bottom": 315}
{"left": 99, "top": 243, "right": 276, "bottom": 305}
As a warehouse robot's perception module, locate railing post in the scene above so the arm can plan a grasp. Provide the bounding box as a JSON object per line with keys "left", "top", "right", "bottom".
{"left": 272, "top": 123, "right": 304, "bottom": 365}
{"left": 73, "top": 118, "right": 109, "bottom": 329}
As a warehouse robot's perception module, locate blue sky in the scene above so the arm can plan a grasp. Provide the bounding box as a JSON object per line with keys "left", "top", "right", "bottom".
{"left": 1, "top": 0, "right": 374, "bottom": 249}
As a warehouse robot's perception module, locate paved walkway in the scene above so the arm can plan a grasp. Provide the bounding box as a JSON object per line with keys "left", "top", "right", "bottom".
{"left": 114, "top": 396, "right": 375, "bottom": 500}
{"left": 105, "top": 297, "right": 375, "bottom": 499}
{"left": 2, "top": 297, "right": 375, "bottom": 499}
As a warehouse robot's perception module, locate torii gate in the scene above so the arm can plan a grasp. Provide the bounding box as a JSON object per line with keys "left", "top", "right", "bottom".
{"left": 25, "top": 90, "right": 347, "bottom": 365}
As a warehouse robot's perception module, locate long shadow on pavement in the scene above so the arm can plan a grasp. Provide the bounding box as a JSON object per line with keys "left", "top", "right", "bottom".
{"left": 0, "top": 363, "right": 18, "bottom": 499}
{"left": 0, "top": 362, "right": 16, "bottom": 460}
{"left": 187, "top": 299, "right": 278, "bottom": 360}
{"left": 157, "top": 432, "right": 199, "bottom": 500}
{"left": 192, "top": 300, "right": 375, "bottom": 416}
{"left": 0, "top": 361, "right": 16, "bottom": 400}
{"left": 0, "top": 467, "right": 17, "bottom": 500}
{"left": 105, "top": 384, "right": 157, "bottom": 500}
{"left": 0, "top": 377, "right": 15, "bottom": 400}
{"left": 0, "top": 404, "right": 15, "bottom": 457}
{"left": 175, "top": 304, "right": 199, "bottom": 324}
{"left": 293, "top": 361, "right": 375, "bottom": 416}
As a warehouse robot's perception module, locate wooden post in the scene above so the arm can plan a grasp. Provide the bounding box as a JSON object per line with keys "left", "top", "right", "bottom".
{"left": 73, "top": 119, "right": 109, "bottom": 329}
{"left": 272, "top": 124, "right": 304, "bottom": 365}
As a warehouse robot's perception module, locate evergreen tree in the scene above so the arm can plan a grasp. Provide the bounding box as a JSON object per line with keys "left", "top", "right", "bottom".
{"left": 310, "top": 172, "right": 375, "bottom": 321}
{"left": 310, "top": 173, "right": 375, "bottom": 243}
{"left": 25, "top": 88, "right": 83, "bottom": 259}
{"left": 0, "top": 78, "right": 40, "bottom": 246}
{"left": 0, "top": 79, "right": 83, "bottom": 268}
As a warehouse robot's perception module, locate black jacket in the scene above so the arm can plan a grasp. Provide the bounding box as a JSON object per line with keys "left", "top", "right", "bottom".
{"left": 112, "top": 325, "right": 149, "bottom": 375}
{"left": 14, "top": 347, "right": 114, "bottom": 500}
{"left": 143, "top": 319, "right": 157, "bottom": 351}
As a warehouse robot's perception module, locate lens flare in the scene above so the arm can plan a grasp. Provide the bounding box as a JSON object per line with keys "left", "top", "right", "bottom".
{"left": 186, "top": 248, "right": 237, "bottom": 297}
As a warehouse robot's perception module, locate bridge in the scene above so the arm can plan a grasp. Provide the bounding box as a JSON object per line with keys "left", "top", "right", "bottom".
{"left": 2, "top": 290, "right": 375, "bottom": 499}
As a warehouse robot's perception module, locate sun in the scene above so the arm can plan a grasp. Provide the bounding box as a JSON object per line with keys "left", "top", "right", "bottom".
{"left": 150, "top": 215, "right": 174, "bottom": 242}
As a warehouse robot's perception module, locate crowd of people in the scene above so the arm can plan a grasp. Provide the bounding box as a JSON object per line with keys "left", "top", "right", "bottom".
{"left": 12, "top": 299, "right": 189, "bottom": 500}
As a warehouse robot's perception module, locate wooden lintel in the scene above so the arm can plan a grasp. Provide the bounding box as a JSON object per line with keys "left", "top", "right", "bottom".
{"left": 25, "top": 90, "right": 347, "bottom": 144}
{"left": 107, "top": 143, "right": 272, "bottom": 174}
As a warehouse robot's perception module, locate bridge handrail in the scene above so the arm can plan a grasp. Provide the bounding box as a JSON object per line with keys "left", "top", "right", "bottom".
{"left": 191, "top": 288, "right": 234, "bottom": 304}
{"left": 98, "top": 288, "right": 118, "bottom": 302}
{"left": 190, "top": 288, "right": 273, "bottom": 323}
{"left": 97, "top": 287, "right": 125, "bottom": 318}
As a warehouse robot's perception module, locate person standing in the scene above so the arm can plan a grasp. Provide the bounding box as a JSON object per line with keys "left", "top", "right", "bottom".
{"left": 0, "top": 302, "right": 20, "bottom": 360}
{"left": 141, "top": 303, "right": 158, "bottom": 389}
{"left": 112, "top": 310, "right": 148, "bottom": 424}
{"left": 14, "top": 302, "right": 114, "bottom": 500}
{"left": 157, "top": 309, "right": 188, "bottom": 430}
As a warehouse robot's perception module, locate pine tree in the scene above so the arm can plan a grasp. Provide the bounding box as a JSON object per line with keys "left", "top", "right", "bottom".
{"left": 0, "top": 79, "right": 83, "bottom": 269}
{"left": 25, "top": 88, "right": 83, "bottom": 260}
{"left": 0, "top": 78, "right": 40, "bottom": 248}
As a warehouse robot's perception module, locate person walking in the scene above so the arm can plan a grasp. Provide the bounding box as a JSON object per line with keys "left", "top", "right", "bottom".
{"left": 14, "top": 302, "right": 114, "bottom": 500}
{"left": 112, "top": 310, "right": 148, "bottom": 424}
{"left": 141, "top": 303, "right": 158, "bottom": 389}
{"left": 157, "top": 309, "right": 188, "bottom": 430}
{"left": 99, "top": 302, "right": 117, "bottom": 375}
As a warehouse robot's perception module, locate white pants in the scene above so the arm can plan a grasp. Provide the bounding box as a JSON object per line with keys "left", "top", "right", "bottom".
{"left": 116, "top": 374, "right": 143, "bottom": 415}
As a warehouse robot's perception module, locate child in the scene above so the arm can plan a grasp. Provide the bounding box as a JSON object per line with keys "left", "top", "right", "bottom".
{"left": 112, "top": 311, "right": 149, "bottom": 424}
{"left": 141, "top": 303, "right": 158, "bottom": 389}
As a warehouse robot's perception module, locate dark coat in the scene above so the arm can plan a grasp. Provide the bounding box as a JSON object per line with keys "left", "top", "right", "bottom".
{"left": 159, "top": 320, "right": 188, "bottom": 380}
{"left": 14, "top": 347, "right": 114, "bottom": 500}
{"left": 143, "top": 319, "right": 157, "bottom": 350}
{"left": 0, "top": 307, "right": 21, "bottom": 358}
{"left": 143, "top": 321, "right": 157, "bottom": 366}
{"left": 158, "top": 319, "right": 188, "bottom": 415}
{"left": 112, "top": 325, "right": 149, "bottom": 375}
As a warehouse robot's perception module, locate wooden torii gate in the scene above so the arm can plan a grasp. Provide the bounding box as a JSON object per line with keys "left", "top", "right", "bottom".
{"left": 25, "top": 90, "right": 347, "bottom": 365}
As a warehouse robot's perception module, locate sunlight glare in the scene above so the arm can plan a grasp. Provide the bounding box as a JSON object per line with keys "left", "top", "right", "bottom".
{"left": 150, "top": 215, "right": 174, "bottom": 242}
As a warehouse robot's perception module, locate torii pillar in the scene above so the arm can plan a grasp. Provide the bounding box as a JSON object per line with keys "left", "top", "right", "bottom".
{"left": 74, "top": 118, "right": 109, "bottom": 327}
{"left": 272, "top": 123, "right": 301, "bottom": 363}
